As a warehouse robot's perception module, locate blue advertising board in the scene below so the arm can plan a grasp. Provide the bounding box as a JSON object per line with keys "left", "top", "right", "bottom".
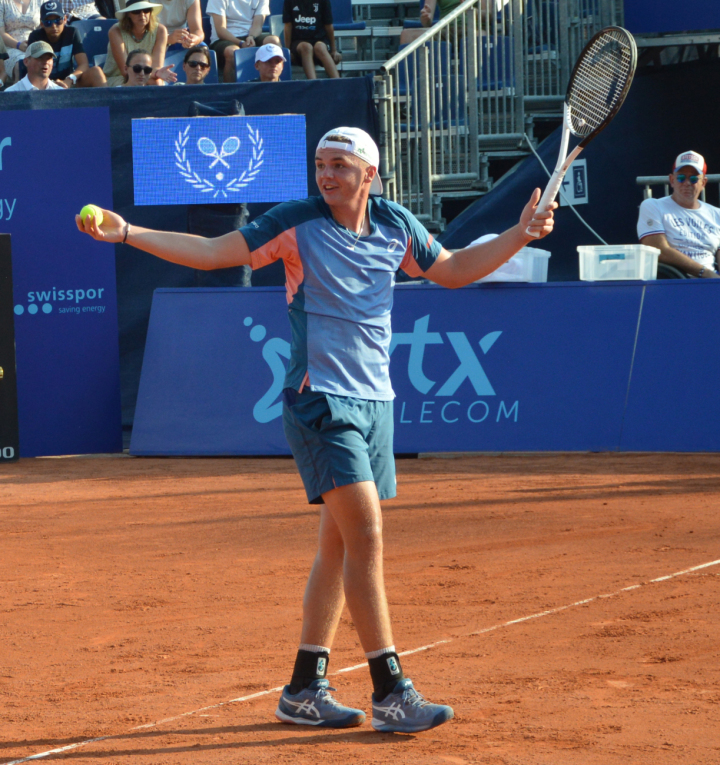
{"left": 132, "top": 115, "right": 308, "bottom": 205}
{"left": 2, "top": 108, "right": 121, "bottom": 457}
{"left": 624, "top": 0, "right": 718, "bottom": 35}
{"left": 131, "top": 282, "right": 650, "bottom": 456}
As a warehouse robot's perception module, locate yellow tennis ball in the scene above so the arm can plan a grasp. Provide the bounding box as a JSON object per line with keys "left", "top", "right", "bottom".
{"left": 80, "top": 204, "right": 103, "bottom": 226}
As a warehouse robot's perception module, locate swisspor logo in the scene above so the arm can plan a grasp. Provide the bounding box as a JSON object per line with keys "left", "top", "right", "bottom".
{"left": 14, "top": 286, "right": 108, "bottom": 316}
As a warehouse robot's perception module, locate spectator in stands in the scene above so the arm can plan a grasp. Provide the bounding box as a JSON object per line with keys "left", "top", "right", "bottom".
{"left": 250, "top": 42, "right": 284, "bottom": 81}
{"left": 0, "top": 0, "right": 41, "bottom": 82}
{"left": 206, "top": 0, "right": 279, "bottom": 83}
{"left": 103, "top": 0, "right": 175, "bottom": 85}
{"left": 27, "top": 0, "right": 105, "bottom": 85}
{"left": 180, "top": 42, "right": 210, "bottom": 82}
{"left": 121, "top": 46, "right": 151, "bottom": 82}
{"left": 283, "top": 0, "right": 340, "bottom": 79}
{"left": 62, "top": 0, "right": 104, "bottom": 21}
{"left": 159, "top": 0, "right": 203, "bottom": 47}
{"left": 0, "top": 35, "right": 10, "bottom": 86}
{"left": 4, "top": 39, "right": 63, "bottom": 88}
{"left": 119, "top": 0, "right": 204, "bottom": 48}
{"left": 637, "top": 150, "right": 720, "bottom": 279}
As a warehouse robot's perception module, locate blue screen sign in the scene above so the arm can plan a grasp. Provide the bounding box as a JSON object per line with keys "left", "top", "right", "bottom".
{"left": 132, "top": 115, "right": 308, "bottom": 205}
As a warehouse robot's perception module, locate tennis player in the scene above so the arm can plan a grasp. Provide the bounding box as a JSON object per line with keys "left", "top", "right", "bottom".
{"left": 77, "top": 127, "right": 555, "bottom": 733}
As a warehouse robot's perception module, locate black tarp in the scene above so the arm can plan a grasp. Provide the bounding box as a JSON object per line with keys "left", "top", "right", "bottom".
{"left": 440, "top": 59, "right": 720, "bottom": 281}
{"left": 0, "top": 78, "right": 378, "bottom": 430}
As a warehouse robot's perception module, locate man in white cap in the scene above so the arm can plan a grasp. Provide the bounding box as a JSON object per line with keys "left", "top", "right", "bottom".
{"left": 4, "top": 41, "right": 64, "bottom": 91}
{"left": 76, "top": 126, "right": 555, "bottom": 733}
{"left": 638, "top": 150, "right": 720, "bottom": 278}
{"left": 251, "top": 43, "right": 286, "bottom": 82}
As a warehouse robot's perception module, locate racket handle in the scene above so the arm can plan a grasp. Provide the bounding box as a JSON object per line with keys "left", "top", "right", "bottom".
{"left": 525, "top": 169, "right": 566, "bottom": 238}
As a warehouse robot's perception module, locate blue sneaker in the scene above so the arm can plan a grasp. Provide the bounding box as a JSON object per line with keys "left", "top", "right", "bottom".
{"left": 275, "top": 679, "right": 366, "bottom": 728}
{"left": 371, "top": 678, "right": 454, "bottom": 733}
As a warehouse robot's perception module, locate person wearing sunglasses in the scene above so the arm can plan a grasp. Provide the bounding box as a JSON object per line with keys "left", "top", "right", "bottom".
{"left": 120, "top": 47, "right": 151, "bottom": 84}
{"left": 24, "top": 0, "right": 105, "bottom": 86}
{"left": 103, "top": 0, "right": 175, "bottom": 86}
{"left": 179, "top": 43, "right": 210, "bottom": 83}
{"left": 638, "top": 150, "right": 720, "bottom": 279}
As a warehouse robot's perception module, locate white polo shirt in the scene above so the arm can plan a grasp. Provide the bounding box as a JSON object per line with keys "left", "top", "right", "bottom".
{"left": 4, "top": 74, "right": 64, "bottom": 91}
{"left": 638, "top": 195, "right": 720, "bottom": 270}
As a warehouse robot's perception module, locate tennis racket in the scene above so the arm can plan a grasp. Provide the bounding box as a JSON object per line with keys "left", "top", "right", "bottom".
{"left": 526, "top": 26, "right": 637, "bottom": 236}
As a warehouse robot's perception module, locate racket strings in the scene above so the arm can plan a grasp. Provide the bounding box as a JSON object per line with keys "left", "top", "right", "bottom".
{"left": 567, "top": 31, "right": 635, "bottom": 137}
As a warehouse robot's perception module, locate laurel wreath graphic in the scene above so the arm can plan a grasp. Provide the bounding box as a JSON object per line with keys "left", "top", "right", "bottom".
{"left": 174, "top": 124, "right": 265, "bottom": 198}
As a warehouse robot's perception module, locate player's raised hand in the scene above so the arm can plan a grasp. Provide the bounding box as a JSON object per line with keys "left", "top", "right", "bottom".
{"left": 520, "top": 188, "right": 556, "bottom": 240}
{"left": 76, "top": 208, "right": 127, "bottom": 243}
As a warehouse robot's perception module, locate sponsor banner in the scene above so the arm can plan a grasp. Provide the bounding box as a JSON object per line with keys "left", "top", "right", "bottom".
{"left": 131, "top": 283, "right": 645, "bottom": 456}
{"left": 2, "top": 108, "right": 121, "bottom": 457}
{"left": 132, "top": 115, "right": 308, "bottom": 206}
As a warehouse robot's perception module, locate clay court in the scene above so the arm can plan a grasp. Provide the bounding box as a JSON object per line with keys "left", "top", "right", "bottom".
{"left": 1, "top": 453, "right": 719, "bottom": 764}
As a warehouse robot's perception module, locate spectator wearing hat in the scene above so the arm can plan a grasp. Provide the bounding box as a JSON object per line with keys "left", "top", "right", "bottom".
{"left": 638, "top": 150, "right": 720, "bottom": 279}
{"left": 250, "top": 42, "right": 285, "bottom": 81}
{"left": 206, "top": 0, "right": 279, "bottom": 82}
{"left": 4, "top": 39, "right": 63, "bottom": 88}
{"left": 118, "top": 0, "right": 204, "bottom": 49}
{"left": 103, "top": 0, "right": 175, "bottom": 86}
{"left": 27, "top": 0, "right": 105, "bottom": 86}
{"left": 283, "top": 0, "right": 340, "bottom": 79}
{"left": 0, "top": 0, "right": 41, "bottom": 82}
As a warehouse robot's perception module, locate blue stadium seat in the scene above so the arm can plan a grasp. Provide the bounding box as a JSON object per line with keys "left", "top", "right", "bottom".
{"left": 202, "top": 14, "right": 212, "bottom": 43}
{"left": 262, "top": 0, "right": 284, "bottom": 32}
{"left": 394, "top": 41, "right": 449, "bottom": 96}
{"left": 234, "top": 45, "right": 291, "bottom": 81}
{"left": 331, "top": 0, "right": 365, "bottom": 31}
{"left": 70, "top": 19, "right": 117, "bottom": 65}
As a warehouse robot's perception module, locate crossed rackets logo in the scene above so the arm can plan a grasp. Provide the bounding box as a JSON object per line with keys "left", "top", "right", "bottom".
{"left": 175, "top": 124, "right": 264, "bottom": 199}
{"left": 197, "top": 136, "right": 240, "bottom": 168}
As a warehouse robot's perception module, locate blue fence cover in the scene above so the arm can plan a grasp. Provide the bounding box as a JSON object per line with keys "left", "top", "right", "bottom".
{"left": 132, "top": 115, "right": 308, "bottom": 205}
{"left": 2, "top": 107, "right": 121, "bottom": 457}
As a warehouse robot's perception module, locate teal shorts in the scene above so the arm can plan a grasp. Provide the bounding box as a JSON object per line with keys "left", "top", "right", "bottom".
{"left": 282, "top": 389, "right": 396, "bottom": 505}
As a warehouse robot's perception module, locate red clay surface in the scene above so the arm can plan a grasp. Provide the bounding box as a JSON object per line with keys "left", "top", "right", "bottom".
{"left": 1, "top": 453, "right": 719, "bottom": 764}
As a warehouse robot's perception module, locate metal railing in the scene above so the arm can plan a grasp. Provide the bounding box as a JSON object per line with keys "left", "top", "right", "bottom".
{"left": 637, "top": 175, "right": 720, "bottom": 203}
{"left": 374, "top": 0, "right": 621, "bottom": 229}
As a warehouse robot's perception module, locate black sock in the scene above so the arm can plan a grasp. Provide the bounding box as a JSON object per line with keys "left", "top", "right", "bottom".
{"left": 368, "top": 651, "right": 404, "bottom": 702}
{"left": 289, "top": 648, "right": 329, "bottom": 695}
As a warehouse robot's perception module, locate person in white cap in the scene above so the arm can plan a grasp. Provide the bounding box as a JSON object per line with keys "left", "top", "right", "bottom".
{"left": 638, "top": 150, "right": 720, "bottom": 278}
{"left": 4, "top": 40, "right": 63, "bottom": 90}
{"left": 249, "top": 42, "right": 286, "bottom": 81}
{"left": 76, "top": 126, "right": 555, "bottom": 733}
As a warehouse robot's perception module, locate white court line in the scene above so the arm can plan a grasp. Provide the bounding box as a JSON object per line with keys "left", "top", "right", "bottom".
{"left": 6, "top": 557, "right": 719, "bottom": 765}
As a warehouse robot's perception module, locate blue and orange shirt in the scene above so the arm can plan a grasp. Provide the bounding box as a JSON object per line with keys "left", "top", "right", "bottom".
{"left": 240, "top": 195, "right": 442, "bottom": 400}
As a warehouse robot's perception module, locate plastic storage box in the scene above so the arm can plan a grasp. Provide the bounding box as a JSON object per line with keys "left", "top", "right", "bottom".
{"left": 476, "top": 246, "right": 552, "bottom": 283}
{"left": 578, "top": 244, "right": 660, "bottom": 281}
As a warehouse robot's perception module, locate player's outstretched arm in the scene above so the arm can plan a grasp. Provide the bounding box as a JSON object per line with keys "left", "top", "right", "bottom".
{"left": 76, "top": 208, "right": 251, "bottom": 270}
{"left": 424, "top": 189, "right": 555, "bottom": 288}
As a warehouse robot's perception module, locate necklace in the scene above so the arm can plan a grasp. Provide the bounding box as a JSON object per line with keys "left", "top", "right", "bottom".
{"left": 348, "top": 210, "right": 366, "bottom": 251}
